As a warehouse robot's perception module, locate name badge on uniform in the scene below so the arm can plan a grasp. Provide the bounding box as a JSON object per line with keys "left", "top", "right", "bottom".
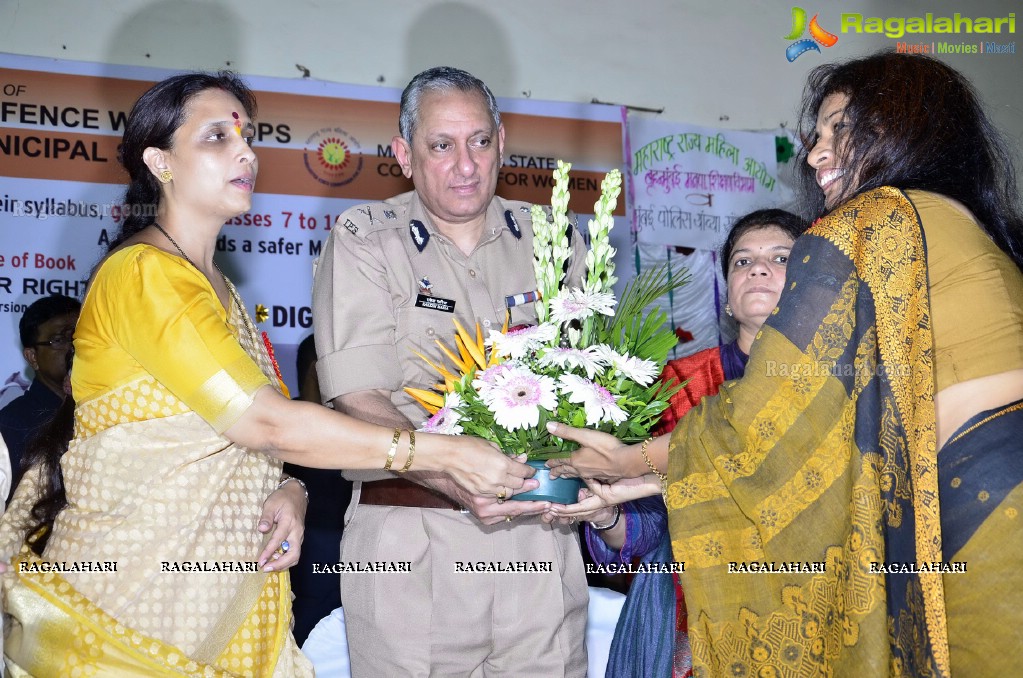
{"left": 415, "top": 293, "right": 456, "bottom": 313}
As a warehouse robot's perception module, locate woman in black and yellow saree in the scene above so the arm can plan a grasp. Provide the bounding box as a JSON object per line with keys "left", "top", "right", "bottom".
{"left": 548, "top": 52, "right": 1023, "bottom": 677}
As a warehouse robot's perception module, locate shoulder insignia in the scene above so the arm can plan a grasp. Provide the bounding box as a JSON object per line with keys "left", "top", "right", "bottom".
{"left": 409, "top": 220, "right": 430, "bottom": 252}
{"left": 356, "top": 206, "right": 384, "bottom": 225}
{"left": 336, "top": 200, "right": 404, "bottom": 238}
{"left": 501, "top": 198, "right": 581, "bottom": 247}
{"left": 504, "top": 210, "right": 522, "bottom": 239}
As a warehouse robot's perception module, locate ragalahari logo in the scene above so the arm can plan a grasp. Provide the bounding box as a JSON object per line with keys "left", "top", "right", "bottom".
{"left": 784, "top": 7, "right": 839, "bottom": 61}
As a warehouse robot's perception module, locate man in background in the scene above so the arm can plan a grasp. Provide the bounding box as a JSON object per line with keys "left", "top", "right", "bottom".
{"left": 0, "top": 294, "right": 80, "bottom": 501}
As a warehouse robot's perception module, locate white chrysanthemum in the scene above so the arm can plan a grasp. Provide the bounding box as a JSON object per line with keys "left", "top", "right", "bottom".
{"left": 548, "top": 288, "right": 617, "bottom": 324}
{"left": 487, "top": 323, "right": 557, "bottom": 359}
{"left": 597, "top": 347, "right": 660, "bottom": 387}
{"left": 537, "top": 346, "right": 608, "bottom": 379}
{"left": 419, "top": 392, "right": 464, "bottom": 435}
{"left": 481, "top": 367, "right": 558, "bottom": 431}
{"left": 558, "top": 374, "right": 627, "bottom": 426}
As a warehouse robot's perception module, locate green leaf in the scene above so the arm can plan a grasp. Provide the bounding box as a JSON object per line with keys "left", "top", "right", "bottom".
{"left": 594, "top": 264, "right": 690, "bottom": 360}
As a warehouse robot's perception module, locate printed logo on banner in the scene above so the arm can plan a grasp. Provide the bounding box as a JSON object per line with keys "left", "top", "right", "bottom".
{"left": 783, "top": 7, "right": 839, "bottom": 62}
{"left": 303, "top": 127, "right": 364, "bottom": 187}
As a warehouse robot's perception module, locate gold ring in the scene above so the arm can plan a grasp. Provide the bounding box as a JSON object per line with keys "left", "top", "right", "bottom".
{"left": 505, "top": 516, "right": 513, "bottom": 522}
{"left": 496, "top": 488, "right": 507, "bottom": 503}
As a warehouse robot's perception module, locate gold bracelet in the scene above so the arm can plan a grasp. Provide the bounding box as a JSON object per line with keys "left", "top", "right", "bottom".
{"left": 383, "top": 428, "right": 401, "bottom": 471}
{"left": 398, "top": 430, "right": 416, "bottom": 473}
{"left": 640, "top": 438, "right": 670, "bottom": 504}
{"left": 640, "top": 438, "right": 666, "bottom": 482}
{"left": 277, "top": 476, "right": 309, "bottom": 502}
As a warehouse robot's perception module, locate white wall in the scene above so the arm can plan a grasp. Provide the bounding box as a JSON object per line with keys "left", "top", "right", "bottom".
{"left": 2, "top": 0, "right": 1020, "bottom": 150}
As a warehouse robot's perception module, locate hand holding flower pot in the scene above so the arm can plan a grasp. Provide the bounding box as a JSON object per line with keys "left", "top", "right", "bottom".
{"left": 407, "top": 161, "right": 689, "bottom": 504}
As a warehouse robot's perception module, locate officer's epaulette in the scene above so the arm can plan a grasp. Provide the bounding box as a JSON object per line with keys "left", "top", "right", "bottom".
{"left": 499, "top": 198, "right": 582, "bottom": 244}
{"left": 332, "top": 200, "right": 405, "bottom": 238}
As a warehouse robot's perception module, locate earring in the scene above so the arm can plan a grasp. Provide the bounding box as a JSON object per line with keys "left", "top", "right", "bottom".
{"left": 724, "top": 304, "right": 733, "bottom": 317}
{"left": 159, "top": 169, "right": 173, "bottom": 184}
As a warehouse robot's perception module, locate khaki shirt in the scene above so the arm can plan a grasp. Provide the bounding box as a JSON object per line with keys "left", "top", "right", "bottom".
{"left": 313, "top": 191, "right": 588, "bottom": 425}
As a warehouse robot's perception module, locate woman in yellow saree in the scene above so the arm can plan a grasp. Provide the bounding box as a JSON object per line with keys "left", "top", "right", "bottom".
{"left": 0, "top": 72, "right": 536, "bottom": 676}
{"left": 549, "top": 52, "right": 1023, "bottom": 677}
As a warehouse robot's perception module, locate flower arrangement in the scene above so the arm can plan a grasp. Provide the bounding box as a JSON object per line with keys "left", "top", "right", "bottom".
{"left": 406, "top": 161, "right": 689, "bottom": 460}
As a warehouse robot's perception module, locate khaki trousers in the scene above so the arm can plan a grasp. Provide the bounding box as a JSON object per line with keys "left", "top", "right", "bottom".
{"left": 339, "top": 505, "right": 588, "bottom": 677}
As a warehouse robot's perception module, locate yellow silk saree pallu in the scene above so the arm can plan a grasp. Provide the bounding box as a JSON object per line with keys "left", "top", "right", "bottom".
{"left": 5, "top": 546, "right": 293, "bottom": 677}
{"left": 1, "top": 419, "right": 302, "bottom": 677}
{"left": 2, "top": 247, "right": 310, "bottom": 676}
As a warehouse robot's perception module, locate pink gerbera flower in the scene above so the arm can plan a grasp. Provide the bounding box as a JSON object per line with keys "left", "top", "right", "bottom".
{"left": 420, "top": 392, "right": 464, "bottom": 435}
{"left": 481, "top": 367, "right": 558, "bottom": 431}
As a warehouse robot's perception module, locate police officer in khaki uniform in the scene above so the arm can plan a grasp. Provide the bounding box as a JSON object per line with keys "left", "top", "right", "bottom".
{"left": 312, "top": 67, "right": 588, "bottom": 677}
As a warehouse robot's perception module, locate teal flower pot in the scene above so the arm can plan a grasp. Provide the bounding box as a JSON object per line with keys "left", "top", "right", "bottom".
{"left": 509, "top": 460, "right": 583, "bottom": 504}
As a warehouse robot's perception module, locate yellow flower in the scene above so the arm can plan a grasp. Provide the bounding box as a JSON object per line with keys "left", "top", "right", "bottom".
{"left": 403, "top": 316, "right": 507, "bottom": 412}
{"left": 404, "top": 387, "right": 444, "bottom": 415}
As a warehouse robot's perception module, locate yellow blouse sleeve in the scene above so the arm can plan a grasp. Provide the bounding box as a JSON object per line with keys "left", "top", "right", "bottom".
{"left": 89, "top": 245, "right": 270, "bottom": 433}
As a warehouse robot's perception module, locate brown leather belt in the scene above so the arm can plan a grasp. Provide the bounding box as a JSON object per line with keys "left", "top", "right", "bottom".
{"left": 359, "top": 478, "right": 461, "bottom": 510}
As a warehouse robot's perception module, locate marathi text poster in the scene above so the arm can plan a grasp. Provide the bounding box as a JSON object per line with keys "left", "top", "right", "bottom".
{"left": 628, "top": 116, "right": 783, "bottom": 250}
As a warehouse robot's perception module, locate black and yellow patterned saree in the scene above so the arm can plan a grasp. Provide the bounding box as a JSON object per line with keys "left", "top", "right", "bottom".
{"left": 666, "top": 187, "right": 1023, "bottom": 677}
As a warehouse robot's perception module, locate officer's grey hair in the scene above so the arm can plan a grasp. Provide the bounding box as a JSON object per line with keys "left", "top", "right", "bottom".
{"left": 398, "top": 67, "right": 501, "bottom": 144}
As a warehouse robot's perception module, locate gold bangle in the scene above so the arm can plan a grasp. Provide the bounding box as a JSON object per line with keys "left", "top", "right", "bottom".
{"left": 383, "top": 428, "right": 401, "bottom": 471}
{"left": 398, "top": 430, "right": 416, "bottom": 473}
{"left": 640, "top": 438, "right": 666, "bottom": 482}
{"left": 277, "top": 476, "right": 309, "bottom": 502}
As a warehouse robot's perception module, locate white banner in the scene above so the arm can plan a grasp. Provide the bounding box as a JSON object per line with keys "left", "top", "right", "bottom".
{"left": 628, "top": 117, "right": 785, "bottom": 250}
